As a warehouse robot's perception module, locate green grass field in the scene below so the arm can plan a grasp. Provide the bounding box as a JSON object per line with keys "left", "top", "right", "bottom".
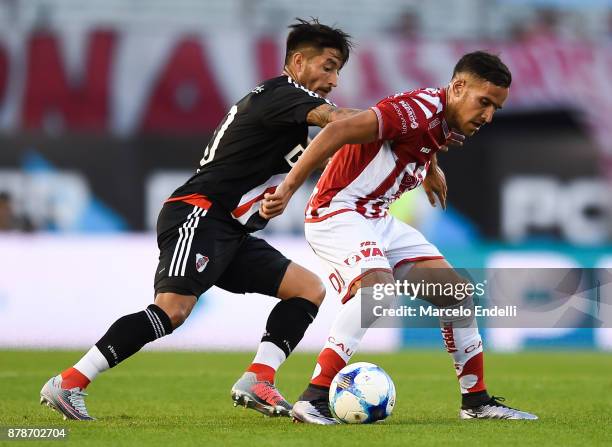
{"left": 1, "top": 350, "right": 610, "bottom": 446}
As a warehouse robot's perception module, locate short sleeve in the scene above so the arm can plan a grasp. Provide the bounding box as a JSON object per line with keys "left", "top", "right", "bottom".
{"left": 371, "top": 97, "right": 423, "bottom": 141}
{"left": 260, "top": 84, "right": 332, "bottom": 128}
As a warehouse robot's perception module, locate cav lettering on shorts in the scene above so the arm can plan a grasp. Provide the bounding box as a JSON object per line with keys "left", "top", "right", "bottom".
{"left": 195, "top": 253, "right": 209, "bottom": 272}
{"left": 343, "top": 242, "right": 385, "bottom": 266}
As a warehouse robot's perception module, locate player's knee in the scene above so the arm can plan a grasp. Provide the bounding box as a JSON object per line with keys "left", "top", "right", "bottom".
{"left": 154, "top": 293, "right": 196, "bottom": 329}
{"left": 438, "top": 275, "right": 473, "bottom": 307}
{"left": 300, "top": 275, "right": 326, "bottom": 307}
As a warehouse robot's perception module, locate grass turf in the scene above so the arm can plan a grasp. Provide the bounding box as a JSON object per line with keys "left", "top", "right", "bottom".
{"left": 0, "top": 350, "right": 610, "bottom": 446}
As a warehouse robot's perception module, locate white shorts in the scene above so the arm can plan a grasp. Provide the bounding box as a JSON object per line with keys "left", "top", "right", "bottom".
{"left": 305, "top": 211, "right": 443, "bottom": 303}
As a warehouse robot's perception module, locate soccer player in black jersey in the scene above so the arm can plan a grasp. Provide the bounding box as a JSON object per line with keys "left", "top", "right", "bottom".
{"left": 40, "top": 18, "right": 361, "bottom": 420}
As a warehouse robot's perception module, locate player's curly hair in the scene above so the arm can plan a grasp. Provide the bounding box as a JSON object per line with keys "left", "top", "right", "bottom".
{"left": 285, "top": 17, "right": 353, "bottom": 68}
{"left": 453, "top": 51, "right": 512, "bottom": 88}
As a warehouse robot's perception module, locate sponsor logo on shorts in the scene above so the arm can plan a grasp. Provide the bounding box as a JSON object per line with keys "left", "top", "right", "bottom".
{"left": 343, "top": 242, "right": 385, "bottom": 266}
{"left": 420, "top": 147, "right": 432, "bottom": 153}
{"left": 195, "top": 253, "right": 209, "bottom": 272}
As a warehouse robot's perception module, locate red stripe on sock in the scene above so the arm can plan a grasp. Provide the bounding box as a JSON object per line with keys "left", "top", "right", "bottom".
{"left": 247, "top": 363, "right": 276, "bottom": 384}
{"left": 60, "top": 367, "right": 90, "bottom": 390}
{"left": 459, "top": 351, "right": 487, "bottom": 393}
{"left": 310, "top": 348, "right": 347, "bottom": 388}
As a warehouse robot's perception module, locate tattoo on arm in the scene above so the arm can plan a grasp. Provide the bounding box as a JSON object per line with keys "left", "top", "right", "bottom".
{"left": 307, "top": 104, "right": 362, "bottom": 128}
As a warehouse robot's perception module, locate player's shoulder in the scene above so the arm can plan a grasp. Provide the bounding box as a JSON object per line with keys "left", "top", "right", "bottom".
{"left": 261, "top": 75, "right": 334, "bottom": 105}
{"left": 375, "top": 87, "right": 444, "bottom": 129}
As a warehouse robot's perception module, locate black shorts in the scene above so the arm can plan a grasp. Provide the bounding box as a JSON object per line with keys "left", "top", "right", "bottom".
{"left": 154, "top": 200, "right": 291, "bottom": 298}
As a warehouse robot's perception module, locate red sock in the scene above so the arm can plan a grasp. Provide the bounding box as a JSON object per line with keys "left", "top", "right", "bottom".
{"left": 310, "top": 348, "right": 347, "bottom": 388}
{"left": 247, "top": 363, "right": 276, "bottom": 383}
{"left": 459, "top": 351, "right": 487, "bottom": 393}
{"left": 60, "top": 367, "right": 90, "bottom": 390}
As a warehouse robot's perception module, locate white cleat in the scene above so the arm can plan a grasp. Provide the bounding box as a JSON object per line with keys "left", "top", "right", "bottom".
{"left": 292, "top": 400, "right": 339, "bottom": 425}
{"left": 460, "top": 396, "right": 538, "bottom": 420}
{"left": 40, "top": 375, "right": 95, "bottom": 421}
{"left": 230, "top": 372, "right": 292, "bottom": 417}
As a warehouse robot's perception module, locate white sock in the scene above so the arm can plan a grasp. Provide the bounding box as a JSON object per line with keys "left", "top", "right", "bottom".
{"left": 438, "top": 297, "right": 486, "bottom": 393}
{"left": 311, "top": 289, "right": 373, "bottom": 387}
{"left": 74, "top": 346, "right": 110, "bottom": 381}
{"left": 252, "top": 341, "right": 286, "bottom": 371}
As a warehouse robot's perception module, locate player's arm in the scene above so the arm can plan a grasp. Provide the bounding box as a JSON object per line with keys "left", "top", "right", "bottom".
{"left": 260, "top": 109, "right": 378, "bottom": 219}
{"left": 306, "top": 104, "right": 363, "bottom": 128}
{"left": 422, "top": 153, "right": 448, "bottom": 209}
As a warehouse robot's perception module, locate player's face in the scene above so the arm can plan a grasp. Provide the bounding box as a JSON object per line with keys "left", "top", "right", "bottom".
{"left": 450, "top": 76, "right": 509, "bottom": 136}
{"left": 296, "top": 48, "right": 343, "bottom": 98}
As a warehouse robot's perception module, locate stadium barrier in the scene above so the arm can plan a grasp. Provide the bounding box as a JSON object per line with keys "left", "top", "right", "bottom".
{"left": 1, "top": 235, "right": 609, "bottom": 351}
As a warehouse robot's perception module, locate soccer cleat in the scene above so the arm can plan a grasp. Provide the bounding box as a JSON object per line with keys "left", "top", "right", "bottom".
{"left": 292, "top": 399, "right": 338, "bottom": 425}
{"left": 292, "top": 383, "right": 338, "bottom": 425}
{"left": 40, "top": 375, "right": 95, "bottom": 421}
{"left": 230, "top": 372, "right": 292, "bottom": 417}
{"left": 459, "top": 396, "right": 538, "bottom": 420}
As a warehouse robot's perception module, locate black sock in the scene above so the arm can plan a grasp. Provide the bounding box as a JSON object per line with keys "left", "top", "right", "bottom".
{"left": 261, "top": 297, "right": 319, "bottom": 357}
{"left": 299, "top": 383, "right": 329, "bottom": 401}
{"left": 462, "top": 390, "right": 491, "bottom": 408}
{"left": 95, "top": 304, "right": 173, "bottom": 367}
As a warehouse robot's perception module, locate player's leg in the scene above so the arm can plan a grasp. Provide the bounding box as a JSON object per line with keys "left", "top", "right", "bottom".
{"left": 395, "top": 257, "right": 537, "bottom": 419}
{"left": 396, "top": 259, "right": 489, "bottom": 401}
{"left": 293, "top": 212, "right": 395, "bottom": 424}
{"left": 294, "top": 270, "right": 395, "bottom": 424}
{"left": 39, "top": 291, "right": 194, "bottom": 421}
{"left": 40, "top": 201, "right": 232, "bottom": 420}
{"left": 216, "top": 236, "right": 325, "bottom": 416}
{"left": 248, "top": 261, "right": 325, "bottom": 383}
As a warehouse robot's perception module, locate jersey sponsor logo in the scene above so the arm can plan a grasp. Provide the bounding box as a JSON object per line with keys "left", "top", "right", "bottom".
{"left": 420, "top": 147, "right": 432, "bottom": 153}
{"left": 390, "top": 102, "right": 408, "bottom": 134}
{"left": 285, "top": 143, "right": 305, "bottom": 167}
{"left": 195, "top": 253, "right": 209, "bottom": 272}
{"left": 251, "top": 85, "right": 264, "bottom": 94}
{"left": 398, "top": 100, "right": 419, "bottom": 129}
{"left": 343, "top": 243, "right": 385, "bottom": 266}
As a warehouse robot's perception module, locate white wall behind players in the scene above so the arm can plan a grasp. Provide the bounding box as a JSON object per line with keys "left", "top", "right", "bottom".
{"left": 0, "top": 235, "right": 400, "bottom": 352}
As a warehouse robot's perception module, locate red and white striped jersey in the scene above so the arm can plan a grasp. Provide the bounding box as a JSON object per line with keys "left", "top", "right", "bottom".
{"left": 306, "top": 87, "right": 453, "bottom": 222}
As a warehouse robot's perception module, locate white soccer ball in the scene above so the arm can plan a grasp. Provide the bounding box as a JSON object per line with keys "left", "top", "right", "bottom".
{"left": 329, "top": 362, "right": 396, "bottom": 424}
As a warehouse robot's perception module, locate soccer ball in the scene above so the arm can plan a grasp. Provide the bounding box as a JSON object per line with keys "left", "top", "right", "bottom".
{"left": 329, "top": 362, "right": 396, "bottom": 424}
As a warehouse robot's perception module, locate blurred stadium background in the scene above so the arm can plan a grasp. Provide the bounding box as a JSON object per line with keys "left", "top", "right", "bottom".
{"left": 0, "top": 0, "right": 610, "bottom": 354}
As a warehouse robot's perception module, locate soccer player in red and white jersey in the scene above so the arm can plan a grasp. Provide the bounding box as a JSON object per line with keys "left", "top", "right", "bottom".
{"left": 261, "top": 51, "right": 538, "bottom": 422}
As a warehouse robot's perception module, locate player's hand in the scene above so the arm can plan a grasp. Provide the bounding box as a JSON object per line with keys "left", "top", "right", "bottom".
{"left": 439, "top": 130, "right": 465, "bottom": 152}
{"left": 423, "top": 165, "right": 447, "bottom": 209}
{"left": 259, "top": 182, "right": 293, "bottom": 219}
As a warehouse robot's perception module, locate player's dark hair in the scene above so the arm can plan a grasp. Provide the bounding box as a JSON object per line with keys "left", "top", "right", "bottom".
{"left": 285, "top": 17, "right": 353, "bottom": 68}
{"left": 453, "top": 51, "right": 512, "bottom": 88}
